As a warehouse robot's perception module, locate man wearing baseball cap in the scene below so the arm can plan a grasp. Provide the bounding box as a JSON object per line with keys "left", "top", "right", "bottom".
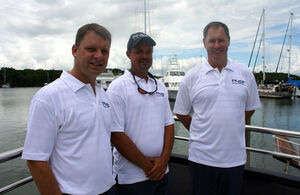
{"left": 106, "top": 32, "right": 174, "bottom": 195}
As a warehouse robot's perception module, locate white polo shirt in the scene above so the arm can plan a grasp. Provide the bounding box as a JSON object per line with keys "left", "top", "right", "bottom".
{"left": 174, "top": 59, "right": 261, "bottom": 168}
{"left": 106, "top": 70, "right": 174, "bottom": 184}
{"left": 22, "top": 71, "right": 115, "bottom": 195}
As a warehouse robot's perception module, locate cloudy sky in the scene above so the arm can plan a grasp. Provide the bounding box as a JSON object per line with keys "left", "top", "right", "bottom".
{"left": 1, "top": 0, "right": 300, "bottom": 76}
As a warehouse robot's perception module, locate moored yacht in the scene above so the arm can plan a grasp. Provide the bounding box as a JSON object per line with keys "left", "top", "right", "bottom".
{"left": 296, "top": 86, "right": 300, "bottom": 98}
{"left": 161, "top": 55, "right": 185, "bottom": 101}
{"left": 96, "top": 68, "right": 116, "bottom": 90}
{"left": 1, "top": 67, "right": 10, "bottom": 88}
{"left": 285, "top": 78, "right": 300, "bottom": 98}
{"left": 258, "top": 82, "right": 294, "bottom": 99}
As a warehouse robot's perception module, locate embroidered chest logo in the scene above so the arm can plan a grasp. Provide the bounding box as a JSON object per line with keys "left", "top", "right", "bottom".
{"left": 156, "top": 92, "right": 164, "bottom": 97}
{"left": 102, "top": 101, "right": 110, "bottom": 108}
{"left": 232, "top": 79, "right": 245, "bottom": 86}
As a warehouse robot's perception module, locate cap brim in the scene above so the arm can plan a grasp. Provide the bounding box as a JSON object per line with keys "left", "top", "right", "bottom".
{"left": 132, "top": 37, "right": 156, "bottom": 48}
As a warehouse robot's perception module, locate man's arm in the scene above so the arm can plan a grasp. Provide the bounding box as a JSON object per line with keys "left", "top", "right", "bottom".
{"left": 176, "top": 114, "right": 192, "bottom": 130}
{"left": 147, "top": 124, "right": 174, "bottom": 180}
{"left": 27, "top": 160, "right": 62, "bottom": 195}
{"left": 245, "top": 110, "right": 255, "bottom": 124}
{"left": 111, "top": 132, "right": 153, "bottom": 174}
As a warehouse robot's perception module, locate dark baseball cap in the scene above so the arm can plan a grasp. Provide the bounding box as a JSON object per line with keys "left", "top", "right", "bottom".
{"left": 127, "top": 32, "right": 156, "bottom": 51}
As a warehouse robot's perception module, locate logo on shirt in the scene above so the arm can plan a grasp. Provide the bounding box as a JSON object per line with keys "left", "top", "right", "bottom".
{"left": 156, "top": 92, "right": 164, "bottom": 97}
{"left": 102, "top": 101, "right": 110, "bottom": 108}
{"left": 232, "top": 79, "right": 245, "bottom": 86}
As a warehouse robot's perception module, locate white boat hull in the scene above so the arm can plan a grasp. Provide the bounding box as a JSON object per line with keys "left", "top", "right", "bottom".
{"left": 1, "top": 84, "right": 10, "bottom": 88}
{"left": 296, "top": 87, "right": 300, "bottom": 98}
{"left": 258, "top": 84, "right": 293, "bottom": 99}
{"left": 258, "top": 90, "right": 293, "bottom": 99}
{"left": 168, "top": 90, "right": 178, "bottom": 101}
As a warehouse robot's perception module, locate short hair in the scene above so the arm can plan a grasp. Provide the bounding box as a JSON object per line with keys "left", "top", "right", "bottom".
{"left": 203, "top": 21, "right": 230, "bottom": 39}
{"left": 75, "top": 23, "right": 111, "bottom": 47}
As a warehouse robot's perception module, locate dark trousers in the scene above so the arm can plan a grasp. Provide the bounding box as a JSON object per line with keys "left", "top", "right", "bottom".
{"left": 116, "top": 174, "right": 169, "bottom": 195}
{"left": 62, "top": 185, "right": 117, "bottom": 195}
{"left": 189, "top": 161, "right": 244, "bottom": 195}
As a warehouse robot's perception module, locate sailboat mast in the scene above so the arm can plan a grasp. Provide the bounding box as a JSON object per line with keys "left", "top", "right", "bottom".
{"left": 262, "top": 9, "right": 265, "bottom": 83}
{"left": 275, "top": 13, "right": 293, "bottom": 73}
{"left": 248, "top": 8, "right": 264, "bottom": 68}
{"left": 288, "top": 13, "right": 293, "bottom": 78}
{"left": 144, "top": 0, "right": 147, "bottom": 34}
{"left": 3, "top": 67, "right": 6, "bottom": 84}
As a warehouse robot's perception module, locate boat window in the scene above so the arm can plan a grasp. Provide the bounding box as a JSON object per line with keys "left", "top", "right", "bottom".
{"left": 165, "top": 83, "right": 169, "bottom": 87}
{"left": 170, "top": 72, "right": 185, "bottom": 76}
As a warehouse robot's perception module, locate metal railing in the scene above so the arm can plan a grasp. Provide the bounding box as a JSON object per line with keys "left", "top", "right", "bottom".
{"left": 175, "top": 125, "right": 300, "bottom": 161}
{"left": 1, "top": 125, "right": 300, "bottom": 194}
{"left": 0, "top": 147, "right": 23, "bottom": 163}
{"left": 0, "top": 147, "right": 33, "bottom": 194}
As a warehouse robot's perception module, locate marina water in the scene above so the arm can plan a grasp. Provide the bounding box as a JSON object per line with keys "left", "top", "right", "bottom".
{"left": 1, "top": 88, "right": 300, "bottom": 194}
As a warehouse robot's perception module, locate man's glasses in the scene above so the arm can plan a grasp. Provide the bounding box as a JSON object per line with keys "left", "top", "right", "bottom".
{"left": 129, "top": 70, "right": 157, "bottom": 95}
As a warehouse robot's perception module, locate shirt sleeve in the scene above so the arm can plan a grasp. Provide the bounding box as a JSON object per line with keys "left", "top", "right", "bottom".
{"left": 106, "top": 90, "right": 125, "bottom": 132}
{"left": 22, "top": 98, "right": 58, "bottom": 161}
{"left": 173, "top": 81, "right": 192, "bottom": 115}
{"left": 246, "top": 75, "right": 261, "bottom": 111}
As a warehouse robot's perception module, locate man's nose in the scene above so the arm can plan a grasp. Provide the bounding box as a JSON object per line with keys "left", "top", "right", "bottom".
{"left": 141, "top": 52, "right": 149, "bottom": 58}
{"left": 94, "top": 49, "right": 103, "bottom": 58}
{"left": 214, "top": 41, "right": 221, "bottom": 48}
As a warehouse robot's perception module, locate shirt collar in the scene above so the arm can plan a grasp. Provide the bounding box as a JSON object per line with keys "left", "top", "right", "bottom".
{"left": 224, "top": 59, "right": 234, "bottom": 72}
{"left": 61, "top": 71, "right": 98, "bottom": 92}
{"left": 202, "top": 58, "right": 234, "bottom": 74}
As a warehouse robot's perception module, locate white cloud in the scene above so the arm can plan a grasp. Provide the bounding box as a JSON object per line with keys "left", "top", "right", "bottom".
{"left": 0, "top": 0, "right": 299, "bottom": 76}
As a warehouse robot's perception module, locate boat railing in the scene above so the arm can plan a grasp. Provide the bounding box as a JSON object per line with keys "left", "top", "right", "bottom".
{"left": 1, "top": 125, "right": 300, "bottom": 194}
{"left": 273, "top": 135, "right": 300, "bottom": 155}
{"left": 0, "top": 147, "right": 33, "bottom": 194}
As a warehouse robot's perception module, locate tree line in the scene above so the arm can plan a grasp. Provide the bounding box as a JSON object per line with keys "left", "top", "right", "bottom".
{"left": 1, "top": 67, "right": 299, "bottom": 87}
{"left": 254, "top": 71, "right": 300, "bottom": 84}
{"left": 0, "top": 67, "right": 125, "bottom": 87}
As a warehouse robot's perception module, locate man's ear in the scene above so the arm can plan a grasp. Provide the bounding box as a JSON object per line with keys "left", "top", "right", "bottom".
{"left": 72, "top": 45, "right": 77, "bottom": 57}
{"left": 126, "top": 50, "right": 130, "bottom": 58}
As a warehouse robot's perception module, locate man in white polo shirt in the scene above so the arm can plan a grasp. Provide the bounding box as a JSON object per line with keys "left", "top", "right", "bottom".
{"left": 106, "top": 32, "right": 174, "bottom": 195}
{"left": 174, "top": 21, "right": 261, "bottom": 195}
{"left": 22, "top": 23, "right": 115, "bottom": 195}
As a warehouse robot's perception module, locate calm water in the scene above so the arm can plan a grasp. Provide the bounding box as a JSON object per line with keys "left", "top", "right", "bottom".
{"left": 0, "top": 88, "right": 300, "bottom": 194}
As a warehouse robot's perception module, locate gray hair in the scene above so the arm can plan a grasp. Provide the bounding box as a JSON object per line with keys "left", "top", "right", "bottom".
{"left": 203, "top": 21, "right": 230, "bottom": 39}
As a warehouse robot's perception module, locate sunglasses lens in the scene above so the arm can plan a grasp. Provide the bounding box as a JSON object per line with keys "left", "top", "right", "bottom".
{"left": 130, "top": 70, "right": 157, "bottom": 95}
{"left": 138, "top": 88, "right": 147, "bottom": 94}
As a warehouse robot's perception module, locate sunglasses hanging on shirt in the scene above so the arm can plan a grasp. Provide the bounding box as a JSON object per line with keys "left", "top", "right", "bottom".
{"left": 129, "top": 69, "right": 157, "bottom": 95}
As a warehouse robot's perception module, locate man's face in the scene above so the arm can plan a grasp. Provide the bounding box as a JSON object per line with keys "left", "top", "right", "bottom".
{"left": 72, "top": 31, "right": 110, "bottom": 83}
{"left": 203, "top": 27, "right": 230, "bottom": 63}
{"left": 126, "top": 42, "right": 153, "bottom": 73}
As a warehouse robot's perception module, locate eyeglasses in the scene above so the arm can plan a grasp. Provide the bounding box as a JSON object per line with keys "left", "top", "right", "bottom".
{"left": 129, "top": 69, "right": 157, "bottom": 95}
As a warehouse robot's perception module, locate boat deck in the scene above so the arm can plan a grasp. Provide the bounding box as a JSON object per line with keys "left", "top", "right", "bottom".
{"left": 168, "top": 154, "right": 300, "bottom": 195}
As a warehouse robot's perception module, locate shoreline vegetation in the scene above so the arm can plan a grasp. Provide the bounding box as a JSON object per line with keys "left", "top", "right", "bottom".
{"left": 1, "top": 67, "right": 299, "bottom": 87}
{"left": 0, "top": 67, "right": 124, "bottom": 87}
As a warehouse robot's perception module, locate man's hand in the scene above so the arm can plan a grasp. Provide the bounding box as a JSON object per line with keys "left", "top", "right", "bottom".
{"left": 146, "top": 157, "right": 168, "bottom": 181}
